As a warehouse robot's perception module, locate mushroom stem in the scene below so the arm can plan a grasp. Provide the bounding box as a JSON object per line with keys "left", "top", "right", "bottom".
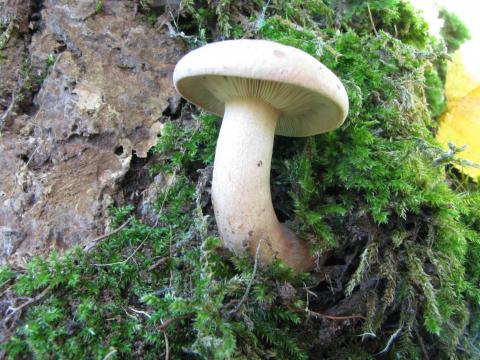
{"left": 212, "top": 97, "right": 314, "bottom": 272}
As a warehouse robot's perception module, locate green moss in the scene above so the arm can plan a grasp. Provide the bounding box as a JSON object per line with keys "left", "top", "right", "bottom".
{"left": 261, "top": 10, "right": 478, "bottom": 357}
{"left": 343, "top": 0, "right": 430, "bottom": 48}
{"left": 1, "top": 112, "right": 313, "bottom": 359}
{"left": 95, "top": 0, "right": 103, "bottom": 15}
{"left": 439, "top": 8, "right": 471, "bottom": 53}
{"left": 424, "top": 66, "right": 446, "bottom": 118}
{"left": 0, "top": 22, "right": 14, "bottom": 51}
{"left": 178, "top": 0, "right": 261, "bottom": 41}
{"left": 259, "top": 17, "right": 322, "bottom": 55}
{"left": 149, "top": 113, "right": 219, "bottom": 175}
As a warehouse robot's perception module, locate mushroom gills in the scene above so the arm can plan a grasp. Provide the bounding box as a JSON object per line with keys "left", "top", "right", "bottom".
{"left": 204, "top": 76, "right": 318, "bottom": 114}
{"left": 187, "top": 75, "right": 337, "bottom": 137}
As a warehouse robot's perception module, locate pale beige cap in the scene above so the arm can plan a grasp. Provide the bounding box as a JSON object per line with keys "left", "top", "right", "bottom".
{"left": 173, "top": 39, "right": 349, "bottom": 137}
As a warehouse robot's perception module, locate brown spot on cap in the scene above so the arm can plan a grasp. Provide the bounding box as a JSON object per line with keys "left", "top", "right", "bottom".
{"left": 273, "top": 49, "right": 285, "bottom": 58}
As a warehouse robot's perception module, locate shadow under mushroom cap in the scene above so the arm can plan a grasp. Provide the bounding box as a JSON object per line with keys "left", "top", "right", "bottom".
{"left": 173, "top": 39, "right": 349, "bottom": 137}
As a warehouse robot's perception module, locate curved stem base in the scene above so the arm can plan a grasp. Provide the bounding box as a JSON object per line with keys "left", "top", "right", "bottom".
{"left": 211, "top": 98, "right": 314, "bottom": 272}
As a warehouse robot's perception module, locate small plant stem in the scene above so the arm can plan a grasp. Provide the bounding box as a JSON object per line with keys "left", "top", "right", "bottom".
{"left": 158, "top": 314, "right": 193, "bottom": 331}
{"left": 83, "top": 217, "right": 132, "bottom": 252}
{"left": 0, "top": 93, "right": 15, "bottom": 128}
{"left": 102, "top": 349, "right": 117, "bottom": 360}
{"left": 367, "top": 4, "right": 378, "bottom": 36}
{"left": 163, "top": 329, "right": 170, "bottom": 360}
{"left": 3, "top": 285, "right": 52, "bottom": 329}
{"left": 227, "top": 240, "right": 262, "bottom": 317}
{"left": 306, "top": 309, "right": 366, "bottom": 321}
{"left": 148, "top": 257, "right": 169, "bottom": 272}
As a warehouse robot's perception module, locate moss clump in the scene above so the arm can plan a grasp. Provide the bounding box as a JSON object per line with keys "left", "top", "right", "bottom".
{"left": 1, "top": 1, "right": 479, "bottom": 359}
{"left": 424, "top": 65, "right": 446, "bottom": 118}
{"left": 341, "top": 0, "right": 430, "bottom": 48}
{"left": 262, "top": 16, "right": 479, "bottom": 356}
{"left": 1, "top": 115, "right": 313, "bottom": 360}
{"left": 439, "top": 8, "right": 471, "bottom": 53}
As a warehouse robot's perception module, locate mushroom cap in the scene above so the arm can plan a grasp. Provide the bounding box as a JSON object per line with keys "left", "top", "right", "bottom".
{"left": 173, "top": 39, "right": 349, "bottom": 137}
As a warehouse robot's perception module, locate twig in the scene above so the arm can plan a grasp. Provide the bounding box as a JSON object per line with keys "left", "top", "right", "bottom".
{"left": 366, "top": 4, "right": 378, "bottom": 36}
{"left": 0, "top": 22, "right": 15, "bottom": 51}
{"left": 0, "top": 284, "right": 13, "bottom": 298}
{"left": 123, "top": 236, "right": 149, "bottom": 262}
{"left": 227, "top": 240, "right": 262, "bottom": 317}
{"left": 0, "top": 277, "right": 15, "bottom": 296}
{"left": 303, "top": 282, "right": 318, "bottom": 301}
{"left": 81, "top": 1, "right": 104, "bottom": 22}
{"left": 256, "top": 0, "right": 271, "bottom": 29}
{"left": 0, "top": 93, "right": 15, "bottom": 127}
{"left": 433, "top": 142, "right": 466, "bottom": 165}
{"left": 357, "top": 331, "right": 377, "bottom": 342}
{"left": 123, "top": 307, "right": 138, "bottom": 321}
{"left": 158, "top": 314, "right": 193, "bottom": 331}
{"left": 83, "top": 217, "right": 132, "bottom": 252}
{"left": 415, "top": 324, "right": 430, "bottom": 360}
{"left": 3, "top": 285, "right": 52, "bottom": 329}
{"left": 92, "top": 233, "right": 148, "bottom": 267}
{"left": 162, "top": 324, "right": 170, "bottom": 360}
{"left": 307, "top": 309, "right": 367, "bottom": 321}
{"left": 148, "top": 257, "right": 169, "bottom": 272}
{"left": 303, "top": 284, "right": 364, "bottom": 328}
{"left": 102, "top": 349, "right": 117, "bottom": 360}
{"left": 93, "top": 170, "right": 177, "bottom": 267}
{"left": 431, "top": 141, "right": 480, "bottom": 168}
{"left": 129, "top": 307, "right": 151, "bottom": 319}
{"left": 376, "top": 326, "right": 402, "bottom": 355}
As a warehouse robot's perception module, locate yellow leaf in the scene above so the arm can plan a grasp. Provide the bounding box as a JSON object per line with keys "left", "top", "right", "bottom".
{"left": 437, "top": 86, "right": 480, "bottom": 179}
{"left": 445, "top": 51, "right": 480, "bottom": 105}
{"left": 436, "top": 45, "right": 480, "bottom": 181}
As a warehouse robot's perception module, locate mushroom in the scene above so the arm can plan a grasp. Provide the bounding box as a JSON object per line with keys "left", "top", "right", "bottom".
{"left": 173, "top": 39, "right": 348, "bottom": 272}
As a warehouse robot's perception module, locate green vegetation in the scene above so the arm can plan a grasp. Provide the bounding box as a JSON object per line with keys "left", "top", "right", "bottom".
{"left": 0, "top": 22, "right": 14, "bottom": 51}
{"left": 343, "top": 0, "right": 430, "bottom": 47}
{"left": 1, "top": 1, "right": 478, "bottom": 359}
{"left": 424, "top": 64, "right": 445, "bottom": 118}
{"left": 439, "top": 8, "right": 471, "bottom": 53}
{"left": 95, "top": 0, "right": 104, "bottom": 15}
{"left": 1, "top": 117, "right": 312, "bottom": 360}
